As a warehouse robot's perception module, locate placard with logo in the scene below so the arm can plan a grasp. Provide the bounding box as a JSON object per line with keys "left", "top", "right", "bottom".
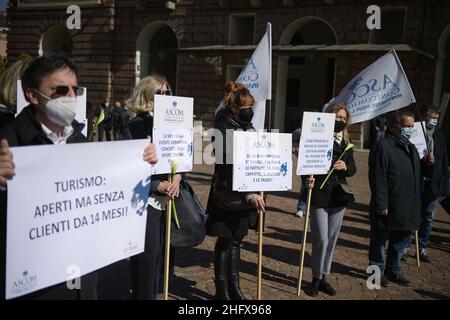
{"left": 410, "top": 121, "right": 428, "bottom": 159}
{"left": 232, "top": 131, "right": 292, "bottom": 192}
{"left": 151, "top": 95, "right": 194, "bottom": 174}
{"left": 6, "top": 140, "right": 151, "bottom": 299}
{"left": 296, "top": 112, "right": 336, "bottom": 176}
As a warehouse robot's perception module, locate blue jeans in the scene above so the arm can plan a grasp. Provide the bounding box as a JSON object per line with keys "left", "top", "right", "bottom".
{"left": 405, "top": 196, "right": 437, "bottom": 252}
{"left": 297, "top": 185, "right": 306, "bottom": 212}
{"left": 369, "top": 220, "right": 410, "bottom": 276}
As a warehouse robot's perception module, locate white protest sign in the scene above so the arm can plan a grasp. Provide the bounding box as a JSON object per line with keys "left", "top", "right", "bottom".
{"left": 6, "top": 140, "right": 151, "bottom": 299}
{"left": 410, "top": 121, "right": 428, "bottom": 159}
{"left": 296, "top": 112, "right": 336, "bottom": 175}
{"left": 152, "top": 94, "right": 194, "bottom": 174}
{"left": 233, "top": 131, "right": 292, "bottom": 192}
{"left": 324, "top": 50, "right": 416, "bottom": 124}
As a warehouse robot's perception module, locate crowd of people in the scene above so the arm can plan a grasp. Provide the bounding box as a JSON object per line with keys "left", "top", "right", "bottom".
{"left": 0, "top": 55, "right": 448, "bottom": 300}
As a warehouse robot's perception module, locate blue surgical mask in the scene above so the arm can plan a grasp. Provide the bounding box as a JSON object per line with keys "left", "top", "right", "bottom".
{"left": 400, "top": 127, "right": 414, "bottom": 140}
{"left": 426, "top": 118, "right": 438, "bottom": 129}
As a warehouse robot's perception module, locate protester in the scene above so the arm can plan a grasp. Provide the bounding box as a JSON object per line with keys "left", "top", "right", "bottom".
{"left": 402, "top": 107, "right": 448, "bottom": 262}
{"left": 368, "top": 110, "right": 421, "bottom": 287}
{"left": 95, "top": 97, "right": 112, "bottom": 141}
{"left": 0, "top": 58, "right": 31, "bottom": 128}
{"left": 0, "top": 55, "right": 158, "bottom": 300}
{"left": 124, "top": 74, "right": 181, "bottom": 300}
{"left": 302, "top": 103, "right": 356, "bottom": 297}
{"left": 206, "top": 81, "right": 265, "bottom": 300}
{"left": 111, "top": 101, "right": 122, "bottom": 140}
{"left": 372, "top": 115, "right": 387, "bottom": 144}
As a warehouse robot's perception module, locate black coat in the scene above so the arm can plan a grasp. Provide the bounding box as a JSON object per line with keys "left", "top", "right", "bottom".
{"left": 301, "top": 139, "right": 357, "bottom": 208}
{"left": 0, "top": 107, "right": 14, "bottom": 129}
{"left": 0, "top": 105, "right": 96, "bottom": 300}
{"left": 369, "top": 133, "right": 421, "bottom": 231}
{"left": 422, "top": 130, "right": 448, "bottom": 200}
{"left": 205, "top": 109, "right": 258, "bottom": 239}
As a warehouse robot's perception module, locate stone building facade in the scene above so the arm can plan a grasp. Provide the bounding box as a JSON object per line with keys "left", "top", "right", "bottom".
{"left": 5, "top": 0, "right": 450, "bottom": 148}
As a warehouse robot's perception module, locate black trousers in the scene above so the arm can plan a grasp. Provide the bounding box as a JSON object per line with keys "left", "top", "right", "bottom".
{"left": 130, "top": 205, "right": 175, "bottom": 300}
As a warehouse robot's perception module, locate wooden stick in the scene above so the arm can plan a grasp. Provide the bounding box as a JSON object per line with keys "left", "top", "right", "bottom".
{"left": 297, "top": 175, "right": 313, "bottom": 296}
{"left": 163, "top": 175, "right": 173, "bottom": 300}
{"left": 257, "top": 191, "right": 264, "bottom": 300}
{"left": 415, "top": 230, "right": 420, "bottom": 268}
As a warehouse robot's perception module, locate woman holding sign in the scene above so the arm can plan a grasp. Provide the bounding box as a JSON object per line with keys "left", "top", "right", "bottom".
{"left": 124, "top": 75, "right": 182, "bottom": 300}
{"left": 206, "top": 82, "right": 265, "bottom": 300}
{"left": 303, "top": 103, "right": 356, "bottom": 297}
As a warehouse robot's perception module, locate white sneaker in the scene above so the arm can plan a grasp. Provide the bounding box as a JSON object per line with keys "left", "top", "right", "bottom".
{"left": 295, "top": 210, "right": 304, "bottom": 218}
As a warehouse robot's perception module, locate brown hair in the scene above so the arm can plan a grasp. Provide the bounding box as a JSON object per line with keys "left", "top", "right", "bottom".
{"left": 223, "top": 81, "right": 255, "bottom": 114}
{"left": 325, "top": 102, "right": 351, "bottom": 143}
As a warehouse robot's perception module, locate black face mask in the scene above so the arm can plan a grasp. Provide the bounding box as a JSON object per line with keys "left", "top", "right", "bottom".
{"left": 334, "top": 121, "right": 346, "bottom": 133}
{"left": 239, "top": 107, "right": 254, "bottom": 123}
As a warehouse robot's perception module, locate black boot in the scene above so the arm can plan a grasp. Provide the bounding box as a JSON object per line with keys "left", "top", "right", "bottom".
{"left": 228, "top": 242, "right": 247, "bottom": 300}
{"left": 213, "top": 239, "right": 231, "bottom": 300}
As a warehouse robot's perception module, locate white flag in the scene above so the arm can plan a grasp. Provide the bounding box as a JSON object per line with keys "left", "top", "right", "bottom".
{"left": 324, "top": 50, "right": 416, "bottom": 124}
{"left": 215, "top": 22, "right": 272, "bottom": 130}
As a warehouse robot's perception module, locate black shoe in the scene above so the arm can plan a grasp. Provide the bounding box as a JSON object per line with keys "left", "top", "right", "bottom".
{"left": 213, "top": 239, "right": 232, "bottom": 300}
{"left": 419, "top": 250, "right": 431, "bottom": 263}
{"left": 305, "top": 278, "right": 320, "bottom": 297}
{"left": 385, "top": 272, "right": 411, "bottom": 287}
{"left": 380, "top": 274, "right": 390, "bottom": 288}
{"left": 319, "top": 277, "right": 336, "bottom": 296}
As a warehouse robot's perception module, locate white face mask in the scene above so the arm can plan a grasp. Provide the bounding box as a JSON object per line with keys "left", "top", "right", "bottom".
{"left": 35, "top": 91, "right": 77, "bottom": 126}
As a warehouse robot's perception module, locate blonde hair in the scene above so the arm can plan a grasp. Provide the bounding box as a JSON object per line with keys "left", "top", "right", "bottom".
{"left": 325, "top": 102, "right": 351, "bottom": 143}
{"left": 0, "top": 58, "right": 32, "bottom": 112}
{"left": 126, "top": 74, "right": 169, "bottom": 115}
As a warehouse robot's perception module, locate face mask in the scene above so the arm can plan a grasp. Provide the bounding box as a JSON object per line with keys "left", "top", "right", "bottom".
{"left": 334, "top": 121, "right": 346, "bottom": 133}
{"left": 400, "top": 127, "right": 414, "bottom": 140}
{"left": 239, "top": 107, "right": 254, "bottom": 123}
{"left": 426, "top": 118, "right": 438, "bottom": 129}
{"left": 35, "top": 90, "right": 77, "bottom": 126}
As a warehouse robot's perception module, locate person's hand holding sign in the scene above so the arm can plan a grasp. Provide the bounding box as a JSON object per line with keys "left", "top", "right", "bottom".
{"left": 143, "top": 136, "right": 158, "bottom": 166}
{"left": 0, "top": 139, "right": 15, "bottom": 187}
{"left": 247, "top": 194, "right": 265, "bottom": 213}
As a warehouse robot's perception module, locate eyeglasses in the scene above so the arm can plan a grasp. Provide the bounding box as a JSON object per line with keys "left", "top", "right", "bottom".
{"left": 155, "top": 89, "right": 172, "bottom": 96}
{"left": 52, "top": 86, "right": 84, "bottom": 97}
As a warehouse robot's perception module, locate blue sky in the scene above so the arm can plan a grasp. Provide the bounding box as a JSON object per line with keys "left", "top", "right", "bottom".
{"left": 0, "top": 0, "right": 8, "bottom": 11}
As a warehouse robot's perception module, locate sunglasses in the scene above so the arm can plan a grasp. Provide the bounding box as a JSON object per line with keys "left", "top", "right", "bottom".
{"left": 52, "top": 86, "right": 84, "bottom": 96}
{"left": 155, "top": 89, "right": 172, "bottom": 96}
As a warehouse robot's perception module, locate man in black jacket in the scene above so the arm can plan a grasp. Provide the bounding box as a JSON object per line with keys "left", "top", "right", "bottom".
{"left": 403, "top": 107, "right": 448, "bottom": 262}
{"left": 368, "top": 110, "right": 421, "bottom": 287}
{"left": 0, "top": 56, "right": 159, "bottom": 300}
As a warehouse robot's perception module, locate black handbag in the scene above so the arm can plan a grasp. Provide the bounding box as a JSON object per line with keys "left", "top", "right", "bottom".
{"left": 170, "top": 176, "right": 207, "bottom": 248}
{"left": 335, "top": 182, "right": 356, "bottom": 205}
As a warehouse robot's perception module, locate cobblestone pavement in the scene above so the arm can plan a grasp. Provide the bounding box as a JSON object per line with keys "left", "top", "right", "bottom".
{"left": 98, "top": 151, "right": 450, "bottom": 300}
{"left": 168, "top": 151, "right": 450, "bottom": 300}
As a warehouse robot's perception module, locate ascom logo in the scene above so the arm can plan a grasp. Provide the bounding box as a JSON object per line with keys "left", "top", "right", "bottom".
{"left": 11, "top": 270, "right": 38, "bottom": 295}
{"left": 347, "top": 74, "right": 400, "bottom": 105}
{"left": 311, "top": 117, "right": 325, "bottom": 133}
